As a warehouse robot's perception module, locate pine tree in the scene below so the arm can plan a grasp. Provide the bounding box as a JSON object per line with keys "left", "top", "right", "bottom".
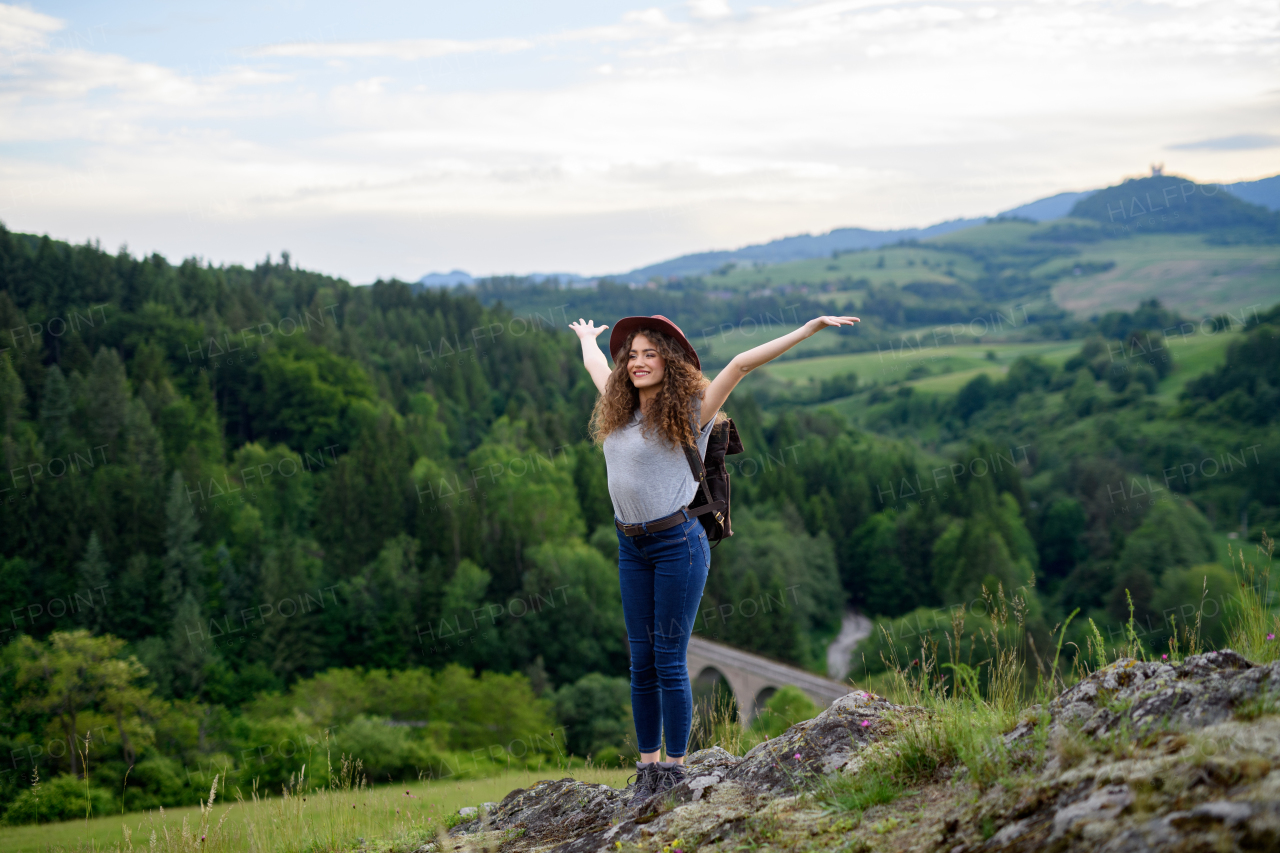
{"left": 86, "top": 347, "right": 129, "bottom": 447}
{"left": 162, "top": 471, "right": 203, "bottom": 611}
{"left": 123, "top": 397, "right": 164, "bottom": 478}
{"left": 39, "top": 364, "right": 70, "bottom": 449}
{"left": 253, "top": 536, "right": 325, "bottom": 682}
{"left": 0, "top": 354, "right": 24, "bottom": 436}
{"left": 214, "top": 544, "right": 248, "bottom": 619}
{"left": 168, "top": 591, "right": 215, "bottom": 700}
{"left": 75, "top": 532, "right": 110, "bottom": 632}
{"left": 847, "top": 512, "right": 913, "bottom": 617}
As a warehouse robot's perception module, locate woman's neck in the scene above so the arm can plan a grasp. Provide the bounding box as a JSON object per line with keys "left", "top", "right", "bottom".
{"left": 637, "top": 385, "right": 660, "bottom": 414}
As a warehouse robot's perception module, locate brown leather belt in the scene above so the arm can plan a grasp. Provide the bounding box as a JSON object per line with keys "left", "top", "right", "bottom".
{"left": 614, "top": 502, "right": 723, "bottom": 537}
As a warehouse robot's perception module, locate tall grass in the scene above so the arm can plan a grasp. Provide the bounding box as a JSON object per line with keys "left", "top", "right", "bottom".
{"left": 687, "top": 684, "right": 788, "bottom": 758}
{"left": 1227, "top": 532, "right": 1279, "bottom": 663}
{"left": 816, "top": 583, "right": 1051, "bottom": 816}
{"left": 688, "top": 684, "right": 756, "bottom": 757}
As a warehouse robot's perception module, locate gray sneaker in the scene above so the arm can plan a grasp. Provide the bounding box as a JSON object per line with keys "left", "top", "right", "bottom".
{"left": 651, "top": 761, "right": 686, "bottom": 797}
{"left": 626, "top": 762, "right": 657, "bottom": 809}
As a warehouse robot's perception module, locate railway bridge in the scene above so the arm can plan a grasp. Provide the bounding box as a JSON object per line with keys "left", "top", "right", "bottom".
{"left": 686, "top": 635, "right": 854, "bottom": 725}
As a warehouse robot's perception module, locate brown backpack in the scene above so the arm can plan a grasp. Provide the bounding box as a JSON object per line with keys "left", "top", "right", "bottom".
{"left": 682, "top": 417, "right": 744, "bottom": 548}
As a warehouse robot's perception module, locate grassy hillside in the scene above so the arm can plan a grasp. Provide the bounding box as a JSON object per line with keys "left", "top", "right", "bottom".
{"left": 462, "top": 177, "right": 1276, "bottom": 377}
{"left": 0, "top": 766, "right": 631, "bottom": 853}
{"left": 708, "top": 244, "right": 982, "bottom": 293}
{"left": 660, "top": 206, "right": 1278, "bottom": 334}
{"left": 760, "top": 340, "right": 1081, "bottom": 389}
{"left": 750, "top": 326, "right": 1237, "bottom": 401}
{"left": 1049, "top": 235, "right": 1280, "bottom": 317}
{"left": 1152, "top": 328, "right": 1242, "bottom": 400}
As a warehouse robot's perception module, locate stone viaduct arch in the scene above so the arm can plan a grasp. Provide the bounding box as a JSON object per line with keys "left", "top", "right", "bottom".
{"left": 686, "top": 636, "right": 853, "bottom": 726}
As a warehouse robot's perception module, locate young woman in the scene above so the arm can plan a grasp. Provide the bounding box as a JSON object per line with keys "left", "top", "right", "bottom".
{"left": 568, "top": 311, "right": 858, "bottom": 805}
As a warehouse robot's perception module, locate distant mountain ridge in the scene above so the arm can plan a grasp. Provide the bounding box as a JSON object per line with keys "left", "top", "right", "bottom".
{"left": 418, "top": 270, "right": 474, "bottom": 287}
{"left": 620, "top": 174, "right": 1279, "bottom": 281}
{"left": 416, "top": 270, "right": 587, "bottom": 290}
{"left": 615, "top": 218, "right": 985, "bottom": 283}
{"left": 416, "top": 173, "right": 1280, "bottom": 286}
{"left": 1220, "top": 174, "right": 1280, "bottom": 211}
{"left": 997, "top": 190, "right": 1097, "bottom": 222}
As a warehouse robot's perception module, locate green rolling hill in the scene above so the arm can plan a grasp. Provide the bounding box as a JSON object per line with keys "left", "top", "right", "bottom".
{"left": 645, "top": 174, "right": 1280, "bottom": 338}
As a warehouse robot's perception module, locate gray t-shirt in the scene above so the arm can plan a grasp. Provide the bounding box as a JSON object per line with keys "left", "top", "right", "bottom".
{"left": 603, "top": 393, "right": 716, "bottom": 525}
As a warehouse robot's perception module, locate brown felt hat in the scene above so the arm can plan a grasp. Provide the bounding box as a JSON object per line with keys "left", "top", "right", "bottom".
{"left": 608, "top": 315, "right": 700, "bottom": 370}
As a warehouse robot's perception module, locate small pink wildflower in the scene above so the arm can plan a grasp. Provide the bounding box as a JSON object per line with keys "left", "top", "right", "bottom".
{"left": 1268, "top": 633, "right": 1276, "bottom": 640}
{"left": 794, "top": 753, "right": 802, "bottom": 759}
{"left": 860, "top": 720, "right": 871, "bottom": 727}
{"left": 1162, "top": 654, "right": 1168, "bottom": 660}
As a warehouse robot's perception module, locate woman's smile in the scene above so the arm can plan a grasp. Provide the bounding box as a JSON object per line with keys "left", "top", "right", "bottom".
{"left": 627, "top": 332, "right": 665, "bottom": 390}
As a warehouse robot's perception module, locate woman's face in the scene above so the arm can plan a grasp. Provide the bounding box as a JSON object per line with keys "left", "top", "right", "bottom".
{"left": 627, "top": 332, "right": 666, "bottom": 390}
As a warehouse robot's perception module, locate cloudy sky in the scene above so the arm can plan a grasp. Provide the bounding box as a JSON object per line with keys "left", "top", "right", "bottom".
{"left": 1, "top": 0, "right": 1277, "bottom": 281}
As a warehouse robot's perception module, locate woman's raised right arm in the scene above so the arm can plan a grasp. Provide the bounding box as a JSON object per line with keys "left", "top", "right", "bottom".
{"left": 568, "top": 318, "right": 612, "bottom": 395}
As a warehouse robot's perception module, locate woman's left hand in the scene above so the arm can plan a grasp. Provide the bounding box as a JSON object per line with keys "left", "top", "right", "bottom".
{"left": 807, "top": 315, "right": 860, "bottom": 334}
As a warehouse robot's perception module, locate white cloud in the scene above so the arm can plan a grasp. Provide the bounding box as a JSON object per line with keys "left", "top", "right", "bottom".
{"left": 622, "top": 8, "right": 672, "bottom": 26}
{"left": 0, "top": 3, "right": 61, "bottom": 52}
{"left": 0, "top": 0, "right": 1277, "bottom": 279}
{"left": 0, "top": 50, "right": 199, "bottom": 103}
{"left": 688, "top": 0, "right": 733, "bottom": 20}
{"left": 253, "top": 37, "right": 534, "bottom": 61}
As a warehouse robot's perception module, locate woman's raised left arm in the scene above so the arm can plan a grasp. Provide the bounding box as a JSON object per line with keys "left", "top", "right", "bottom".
{"left": 699, "top": 315, "right": 859, "bottom": 426}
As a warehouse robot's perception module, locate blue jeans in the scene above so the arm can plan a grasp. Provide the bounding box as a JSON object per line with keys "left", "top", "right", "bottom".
{"left": 616, "top": 512, "right": 711, "bottom": 758}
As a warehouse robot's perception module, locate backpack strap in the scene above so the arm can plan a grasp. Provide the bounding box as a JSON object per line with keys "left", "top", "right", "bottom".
{"left": 682, "top": 418, "right": 726, "bottom": 521}
{"left": 685, "top": 399, "right": 726, "bottom": 514}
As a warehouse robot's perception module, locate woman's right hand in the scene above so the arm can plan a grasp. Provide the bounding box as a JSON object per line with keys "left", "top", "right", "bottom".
{"left": 568, "top": 318, "right": 609, "bottom": 340}
{"left": 571, "top": 319, "right": 612, "bottom": 394}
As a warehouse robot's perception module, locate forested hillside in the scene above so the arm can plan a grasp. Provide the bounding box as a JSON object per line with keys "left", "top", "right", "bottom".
{"left": 0, "top": 224, "right": 855, "bottom": 818}
{"left": 0, "top": 207, "right": 1277, "bottom": 821}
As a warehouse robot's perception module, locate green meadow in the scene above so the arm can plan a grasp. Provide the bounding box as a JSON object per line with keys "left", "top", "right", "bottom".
{"left": 762, "top": 340, "right": 1076, "bottom": 388}
{"left": 709, "top": 244, "right": 982, "bottom": 292}
{"left": 743, "top": 321, "right": 1237, "bottom": 398}
{"left": 0, "top": 767, "right": 631, "bottom": 853}
{"left": 1049, "top": 235, "right": 1280, "bottom": 317}
{"left": 692, "top": 219, "right": 1279, "bottom": 339}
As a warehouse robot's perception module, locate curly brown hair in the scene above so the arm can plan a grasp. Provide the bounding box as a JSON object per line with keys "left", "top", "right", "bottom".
{"left": 588, "top": 325, "right": 725, "bottom": 448}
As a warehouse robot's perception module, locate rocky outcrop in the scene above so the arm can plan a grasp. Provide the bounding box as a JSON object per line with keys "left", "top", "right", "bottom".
{"left": 427, "top": 652, "right": 1280, "bottom": 853}
{"left": 938, "top": 651, "right": 1280, "bottom": 852}
{"left": 442, "top": 690, "right": 897, "bottom": 853}
{"left": 1048, "top": 649, "right": 1263, "bottom": 735}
